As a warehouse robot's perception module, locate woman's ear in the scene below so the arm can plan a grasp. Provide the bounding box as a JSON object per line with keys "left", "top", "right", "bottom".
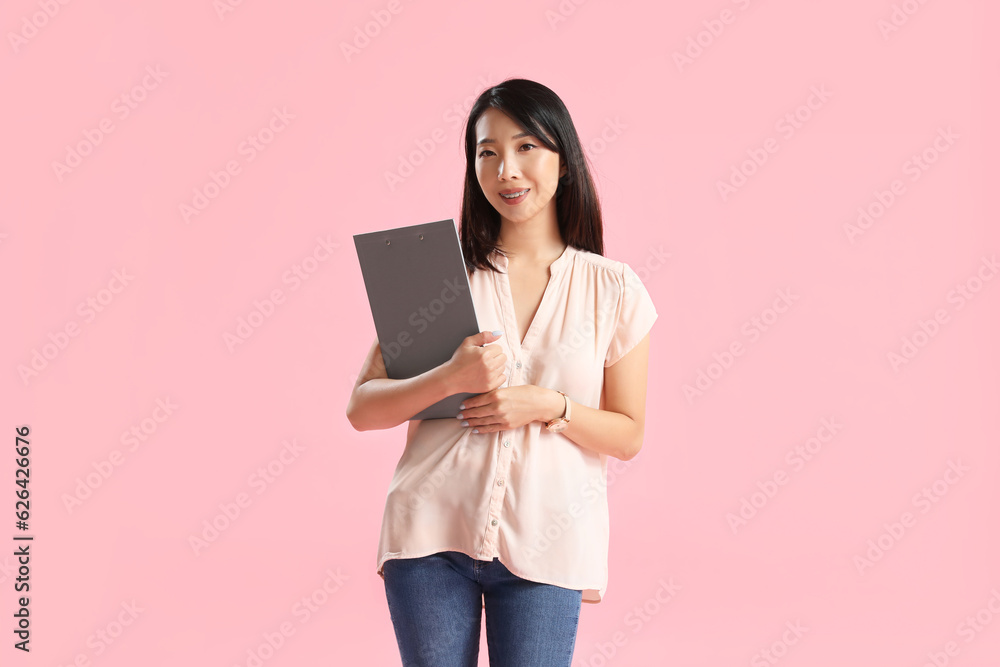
{"left": 556, "top": 162, "right": 569, "bottom": 196}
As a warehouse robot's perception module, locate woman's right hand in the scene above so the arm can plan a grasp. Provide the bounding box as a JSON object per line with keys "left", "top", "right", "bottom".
{"left": 444, "top": 330, "right": 507, "bottom": 394}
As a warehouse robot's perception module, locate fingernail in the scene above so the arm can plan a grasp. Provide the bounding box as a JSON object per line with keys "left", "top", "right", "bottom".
{"left": 472, "top": 429, "right": 479, "bottom": 433}
{"left": 491, "top": 330, "right": 503, "bottom": 337}
{"left": 459, "top": 404, "right": 466, "bottom": 410}
{"left": 461, "top": 421, "right": 469, "bottom": 427}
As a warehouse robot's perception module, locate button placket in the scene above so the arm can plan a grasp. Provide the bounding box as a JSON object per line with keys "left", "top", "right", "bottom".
{"left": 479, "top": 247, "right": 570, "bottom": 559}
{"left": 480, "top": 423, "right": 515, "bottom": 556}
{"left": 482, "top": 433, "right": 512, "bottom": 554}
{"left": 485, "top": 263, "right": 521, "bottom": 556}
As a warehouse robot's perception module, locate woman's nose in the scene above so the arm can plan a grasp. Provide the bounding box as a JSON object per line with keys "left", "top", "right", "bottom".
{"left": 497, "top": 158, "right": 520, "bottom": 179}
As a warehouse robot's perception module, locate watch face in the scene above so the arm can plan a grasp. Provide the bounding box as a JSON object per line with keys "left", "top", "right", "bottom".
{"left": 547, "top": 419, "right": 568, "bottom": 433}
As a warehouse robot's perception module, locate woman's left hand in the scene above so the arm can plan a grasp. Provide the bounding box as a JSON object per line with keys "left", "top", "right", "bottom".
{"left": 456, "top": 385, "right": 549, "bottom": 433}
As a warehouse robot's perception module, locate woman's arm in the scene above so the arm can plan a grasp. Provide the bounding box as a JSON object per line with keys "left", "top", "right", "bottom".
{"left": 537, "top": 332, "right": 651, "bottom": 461}
{"left": 345, "top": 338, "right": 456, "bottom": 431}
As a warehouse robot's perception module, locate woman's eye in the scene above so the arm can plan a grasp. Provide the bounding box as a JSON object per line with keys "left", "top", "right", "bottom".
{"left": 478, "top": 144, "right": 536, "bottom": 159}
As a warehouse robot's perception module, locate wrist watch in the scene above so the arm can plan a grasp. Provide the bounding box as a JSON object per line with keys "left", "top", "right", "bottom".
{"left": 545, "top": 390, "right": 572, "bottom": 433}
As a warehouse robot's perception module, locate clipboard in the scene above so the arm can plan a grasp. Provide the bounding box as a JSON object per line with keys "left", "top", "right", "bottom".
{"left": 353, "top": 219, "right": 482, "bottom": 420}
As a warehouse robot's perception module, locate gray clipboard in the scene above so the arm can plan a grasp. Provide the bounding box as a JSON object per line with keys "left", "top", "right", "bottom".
{"left": 353, "top": 219, "right": 482, "bottom": 420}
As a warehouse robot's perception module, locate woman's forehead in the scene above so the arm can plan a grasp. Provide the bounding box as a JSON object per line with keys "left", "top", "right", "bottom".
{"left": 476, "top": 109, "right": 523, "bottom": 134}
{"left": 476, "top": 112, "right": 553, "bottom": 145}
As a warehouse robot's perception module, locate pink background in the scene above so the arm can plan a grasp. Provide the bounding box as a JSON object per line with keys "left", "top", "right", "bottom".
{"left": 3, "top": 0, "right": 998, "bottom": 665}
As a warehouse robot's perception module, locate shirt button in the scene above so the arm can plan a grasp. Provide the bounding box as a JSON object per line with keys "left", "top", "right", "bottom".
{"left": 503, "top": 440, "right": 510, "bottom": 447}
{"left": 515, "top": 360, "right": 522, "bottom": 369}
{"left": 491, "top": 519, "right": 498, "bottom": 526}
{"left": 497, "top": 479, "right": 504, "bottom": 486}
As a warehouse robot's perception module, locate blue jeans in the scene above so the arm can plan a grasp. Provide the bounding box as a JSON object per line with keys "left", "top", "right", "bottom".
{"left": 383, "top": 550, "right": 583, "bottom": 666}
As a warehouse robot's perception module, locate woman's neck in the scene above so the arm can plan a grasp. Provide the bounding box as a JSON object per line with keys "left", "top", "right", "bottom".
{"left": 497, "top": 225, "right": 565, "bottom": 265}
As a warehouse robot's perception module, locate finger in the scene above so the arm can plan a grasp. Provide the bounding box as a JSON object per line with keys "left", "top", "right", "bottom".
{"left": 467, "top": 414, "right": 499, "bottom": 429}
{"left": 462, "top": 403, "right": 493, "bottom": 424}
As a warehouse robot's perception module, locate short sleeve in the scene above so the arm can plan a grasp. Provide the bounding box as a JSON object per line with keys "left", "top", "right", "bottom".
{"left": 604, "top": 263, "right": 658, "bottom": 367}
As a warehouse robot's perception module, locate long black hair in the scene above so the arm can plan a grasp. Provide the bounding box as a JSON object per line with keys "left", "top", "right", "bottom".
{"left": 458, "top": 78, "right": 605, "bottom": 274}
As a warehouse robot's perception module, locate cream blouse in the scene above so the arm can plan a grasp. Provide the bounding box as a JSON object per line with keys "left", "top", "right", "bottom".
{"left": 376, "top": 243, "right": 658, "bottom": 604}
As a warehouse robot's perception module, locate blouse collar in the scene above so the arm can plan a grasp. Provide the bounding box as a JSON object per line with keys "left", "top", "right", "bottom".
{"left": 490, "top": 244, "right": 575, "bottom": 275}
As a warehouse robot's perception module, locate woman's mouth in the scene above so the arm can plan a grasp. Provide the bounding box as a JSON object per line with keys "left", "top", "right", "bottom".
{"left": 499, "top": 188, "right": 530, "bottom": 205}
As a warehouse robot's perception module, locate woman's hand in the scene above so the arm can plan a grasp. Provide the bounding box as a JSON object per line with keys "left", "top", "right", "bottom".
{"left": 445, "top": 330, "right": 507, "bottom": 394}
{"left": 456, "top": 385, "right": 557, "bottom": 433}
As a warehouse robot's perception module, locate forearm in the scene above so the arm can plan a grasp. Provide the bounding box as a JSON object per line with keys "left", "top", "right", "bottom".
{"left": 347, "top": 364, "right": 455, "bottom": 431}
{"left": 536, "top": 387, "right": 642, "bottom": 461}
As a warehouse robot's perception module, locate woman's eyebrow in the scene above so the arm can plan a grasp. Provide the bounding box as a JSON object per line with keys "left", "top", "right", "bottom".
{"left": 477, "top": 131, "right": 534, "bottom": 147}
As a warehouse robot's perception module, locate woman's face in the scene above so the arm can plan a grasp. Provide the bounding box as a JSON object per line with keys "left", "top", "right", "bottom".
{"left": 474, "top": 107, "right": 566, "bottom": 228}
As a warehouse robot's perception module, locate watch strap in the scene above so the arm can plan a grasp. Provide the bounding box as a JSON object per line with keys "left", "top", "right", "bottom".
{"left": 546, "top": 391, "right": 570, "bottom": 428}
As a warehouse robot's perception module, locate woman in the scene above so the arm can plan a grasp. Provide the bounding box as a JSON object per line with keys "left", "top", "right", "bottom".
{"left": 346, "top": 78, "right": 658, "bottom": 667}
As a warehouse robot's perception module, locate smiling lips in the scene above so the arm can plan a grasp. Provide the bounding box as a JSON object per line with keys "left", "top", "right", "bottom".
{"left": 499, "top": 188, "right": 530, "bottom": 205}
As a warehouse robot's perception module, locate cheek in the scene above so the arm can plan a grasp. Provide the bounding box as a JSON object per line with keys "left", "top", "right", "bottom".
{"left": 475, "top": 167, "right": 490, "bottom": 189}
{"left": 534, "top": 159, "right": 561, "bottom": 184}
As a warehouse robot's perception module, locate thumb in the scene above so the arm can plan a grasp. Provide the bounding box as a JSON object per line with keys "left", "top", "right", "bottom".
{"left": 471, "top": 330, "right": 503, "bottom": 346}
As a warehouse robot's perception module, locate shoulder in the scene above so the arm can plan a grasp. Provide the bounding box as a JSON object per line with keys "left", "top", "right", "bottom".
{"left": 569, "top": 248, "right": 655, "bottom": 313}
{"left": 569, "top": 247, "right": 630, "bottom": 283}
